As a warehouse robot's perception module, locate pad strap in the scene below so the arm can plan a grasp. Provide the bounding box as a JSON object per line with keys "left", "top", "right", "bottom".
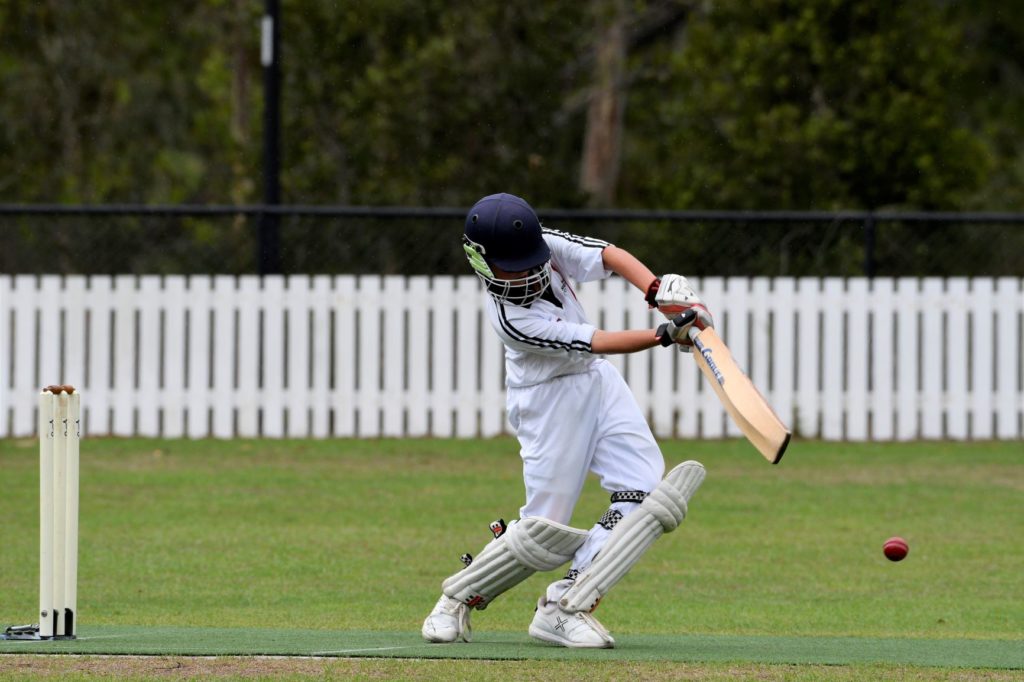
{"left": 610, "top": 490, "right": 648, "bottom": 504}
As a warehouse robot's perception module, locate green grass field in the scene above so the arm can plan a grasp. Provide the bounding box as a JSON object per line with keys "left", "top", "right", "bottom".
{"left": 1, "top": 437, "right": 1021, "bottom": 680}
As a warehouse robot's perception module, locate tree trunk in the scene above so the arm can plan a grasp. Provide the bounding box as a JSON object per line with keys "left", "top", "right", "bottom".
{"left": 580, "top": 0, "right": 628, "bottom": 207}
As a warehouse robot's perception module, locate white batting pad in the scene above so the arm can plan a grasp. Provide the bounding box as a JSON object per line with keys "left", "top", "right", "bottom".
{"left": 442, "top": 517, "right": 588, "bottom": 610}
{"left": 559, "top": 461, "right": 705, "bottom": 613}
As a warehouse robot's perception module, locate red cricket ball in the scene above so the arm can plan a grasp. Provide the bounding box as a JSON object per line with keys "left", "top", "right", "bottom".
{"left": 883, "top": 536, "right": 909, "bottom": 562}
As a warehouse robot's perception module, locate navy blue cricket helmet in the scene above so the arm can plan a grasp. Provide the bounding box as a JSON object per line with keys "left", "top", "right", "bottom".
{"left": 462, "top": 193, "right": 552, "bottom": 305}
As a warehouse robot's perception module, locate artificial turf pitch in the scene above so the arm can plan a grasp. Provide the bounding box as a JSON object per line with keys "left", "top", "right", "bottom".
{"left": 0, "top": 437, "right": 1021, "bottom": 673}
{"left": 0, "top": 626, "right": 1020, "bottom": 668}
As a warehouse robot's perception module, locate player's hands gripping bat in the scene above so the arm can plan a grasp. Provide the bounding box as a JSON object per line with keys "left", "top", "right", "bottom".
{"left": 646, "top": 275, "right": 713, "bottom": 352}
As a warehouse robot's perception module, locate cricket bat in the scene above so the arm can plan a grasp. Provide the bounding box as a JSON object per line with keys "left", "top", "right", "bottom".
{"left": 688, "top": 326, "right": 791, "bottom": 464}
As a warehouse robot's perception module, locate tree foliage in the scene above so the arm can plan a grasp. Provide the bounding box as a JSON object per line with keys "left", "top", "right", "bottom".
{"left": 0, "top": 0, "right": 1021, "bottom": 213}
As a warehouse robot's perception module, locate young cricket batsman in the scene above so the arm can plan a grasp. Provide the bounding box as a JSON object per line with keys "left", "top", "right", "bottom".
{"left": 422, "top": 193, "right": 711, "bottom": 648}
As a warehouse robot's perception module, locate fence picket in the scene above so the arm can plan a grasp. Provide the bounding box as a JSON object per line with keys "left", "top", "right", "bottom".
{"left": 771, "top": 278, "right": 796, "bottom": 432}
{"left": 331, "top": 276, "right": 357, "bottom": 436}
{"left": 285, "top": 276, "right": 312, "bottom": 437}
{"left": 454, "top": 278, "right": 480, "bottom": 437}
{"left": 920, "top": 279, "right": 944, "bottom": 438}
{"left": 310, "top": 276, "right": 332, "bottom": 438}
{"left": 184, "top": 277, "right": 212, "bottom": 437}
{"left": 381, "top": 276, "right": 405, "bottom": 436}
{"left": 137, "top": 277, "right": 162, "bottom": 436}
{"left": 750, "top": 277, "right": 771, "bottom": 415}
{"left": 795, "top": 278, "right": 820, "bottom": 438}
{"left": 262, "top": 277, "right": 286, "bottom": 437}
{"left": 601, "top": 278, "right": 629, "bottom": 378}
{"left": 63, "top": 276, "right": 87, "bottom": 396}
{"left": 430, "top": 277, "right": 457, "bottom": 437}
{"left": 846, "top": 279, "right": 869, "bottom": 440}
{"left": 39, "top": 276, "right": 61, "bottom": 390}
{"left": 821, "top": 279, "right": 844, "bottom": 439}
{"left": 995, "top": 278, "right": 1021, "bottom": 438}
{"left": 236, "top": 276, "right": 261, "bottom": 437}
{"left": 11, "top": 276, "right": 37, "bottom": 435}
{"left": 650, "top": 302, "right": 675, "bottom": 436}
{"left": 970, "top": 279, "right": 995, "bottom": 439}
{"left": 356, "top": 275, "right": 382, "bottom": 437}
{"left": 112, "top": 275, "right": 137, "bottom": 436}
{"left": 406, "top": 277, "right": 431, "bottom": 437}
{"left": 676, "top": 277, "right": 701, "bottom": 439}
{"left": 0, "top": 277, "right": 8, "bottom": 436}
{"left": 699, "top": 277, "right": 727, "bottom": 438}
{"left": 870, "top": 279, "right": 896, "bottom": 440}
{"left": 211, "top": 275, "right": 235, "bottom": 438}
{"left": 86, "top": 277, "right": 114, "bottom": 436}
{"left": 162, "top": 276, "right": 187, "bottom": 438}
{"left": 945, "top": 278, "right": 969, "bottom": 439}
{"left": 895, "top": 278, "right": 919, "bottom": 440}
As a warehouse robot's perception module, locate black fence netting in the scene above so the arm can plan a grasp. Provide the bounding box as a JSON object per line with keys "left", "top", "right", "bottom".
{"left": 1, "top": 207, "right": 1022, "bottom": 277}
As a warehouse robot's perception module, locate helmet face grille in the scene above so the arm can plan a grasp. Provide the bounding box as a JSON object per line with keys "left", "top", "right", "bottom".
{"left": 463, "top": 233, "right": 550, "bottom": 306}
{"left": 478, "top": 262, "right": 551, "bottom": 306}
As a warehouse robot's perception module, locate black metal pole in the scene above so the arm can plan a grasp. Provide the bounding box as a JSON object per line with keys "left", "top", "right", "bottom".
{"left": 863, "top": 214, "right": 876, "bottom": 278}
{"left": 259, "top": 0, "right": 281, "bottom": 275}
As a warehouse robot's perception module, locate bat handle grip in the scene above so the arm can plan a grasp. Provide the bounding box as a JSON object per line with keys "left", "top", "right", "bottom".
{"left": 669, "top": 309, "right": 700, "bottom": 341}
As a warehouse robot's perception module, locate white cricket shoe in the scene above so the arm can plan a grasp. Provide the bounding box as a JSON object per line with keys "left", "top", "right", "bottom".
{"left": 528, "top": 597, "right": 615, "bottom": 649}
{"left": 422, "top": 594, "right": 472, "bottom": 643}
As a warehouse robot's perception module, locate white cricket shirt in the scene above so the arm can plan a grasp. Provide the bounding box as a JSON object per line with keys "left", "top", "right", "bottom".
{"left": 484, "top": 229, "right": 613, "bottom": 387}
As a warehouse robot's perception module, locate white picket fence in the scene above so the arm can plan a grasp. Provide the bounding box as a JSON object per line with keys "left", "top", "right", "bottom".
{"left": 1, "top": 275, "right": 1021, "bottom": 441}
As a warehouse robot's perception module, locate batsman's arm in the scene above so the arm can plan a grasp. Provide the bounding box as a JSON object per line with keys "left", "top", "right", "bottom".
{"left": 591, "top": 310, "right": 697, "bottom": 354}
{"left": 601, "top": 245, "right": 657, "bottom": 294}
{"left": 591, "top": 328, "right": 663, "bottom": 354}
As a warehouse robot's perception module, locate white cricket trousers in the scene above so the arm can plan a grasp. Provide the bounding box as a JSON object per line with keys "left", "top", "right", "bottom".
{"left": 506, "top": 358, "right": 665, "bottom": 573}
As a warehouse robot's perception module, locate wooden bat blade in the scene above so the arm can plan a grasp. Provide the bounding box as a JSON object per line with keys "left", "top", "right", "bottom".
{"left": 689, "top": 327, "right": 790, "bottom": 464}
